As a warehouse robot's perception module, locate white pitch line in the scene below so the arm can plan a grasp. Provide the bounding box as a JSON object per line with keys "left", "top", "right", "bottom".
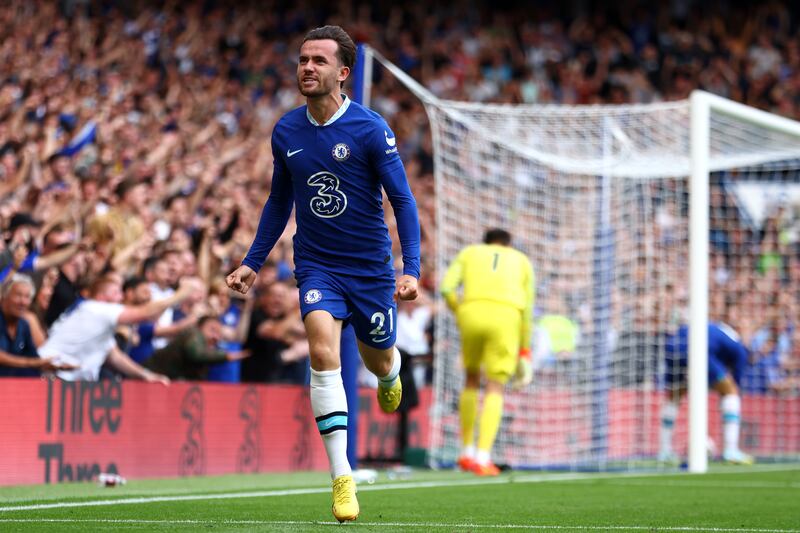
{"left": 599, "top": 480, "right": 800, "bottom": 489}
{"left": 0, "top": 474, "right": 631, "bottom": 512}
{"left": 1, "top": 464, "right": 798, "bottom": 513}
{"left": 0, "top": 518, "right": 797, "bottom": 532}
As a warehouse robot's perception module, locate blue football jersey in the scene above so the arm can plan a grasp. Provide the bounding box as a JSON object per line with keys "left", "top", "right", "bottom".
{"left": 243, "top": 96, "right": 421, "bottom": 280}
{"left": 665, "top": 323, "right": 749, "bottom": 385}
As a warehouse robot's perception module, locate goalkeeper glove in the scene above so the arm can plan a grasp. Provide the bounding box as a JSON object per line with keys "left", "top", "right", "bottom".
{"left": 512, "top": 348, "right": 533, "bottom": 389}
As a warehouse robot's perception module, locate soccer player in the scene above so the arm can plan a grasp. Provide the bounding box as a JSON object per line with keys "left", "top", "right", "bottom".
{"left": 440, "top": 228, "right": 535, "bottom": 476}
{"left": 226, "top": 25, "right": 420, "bottom": 523}
{"left": 659, "top": 322, "right": 754, "bottom": 465}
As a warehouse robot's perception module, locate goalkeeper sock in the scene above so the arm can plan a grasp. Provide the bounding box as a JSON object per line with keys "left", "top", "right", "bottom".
{"left": 310, "top": 367, "right": 351, "bottom": 479}
{"left": 378, "top": 347, "right": 401, "bottom": 389}
{"left": 476, "top": 391, "right": 503, "bottom": 461}
{"left": 459, "top": 387, "right": 479, "bottom": 450}
{"left": 461, "top": 445, "right": 476, "bottom": 460}
{"left": 659, "top": 401, "right": 678, "bottom": 456}
{"left": 721, "top": 394, "right": 741, "bottom": 454}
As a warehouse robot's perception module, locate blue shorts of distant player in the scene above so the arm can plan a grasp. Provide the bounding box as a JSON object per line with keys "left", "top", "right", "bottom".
{"left": 664, "top": 349, "right": 729, "bottom": 388}
{"left": 664, "top": 324, "right": 748, "bottom": 388}
{"left": 296, "top": 269, "right": 397, "bottom": 350}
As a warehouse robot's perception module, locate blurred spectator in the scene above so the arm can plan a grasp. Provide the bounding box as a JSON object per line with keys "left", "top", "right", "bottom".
{"left": 145, "top": 252, "right": 179, "bottom": 349}
{"left": 0, "top": 213, "right": 42, "bottom": 282}
{"left": 206, "top": 279, "right": 255, "bottom": 383}
{"left": 43, "top": 247, "right": 87, "bottom": 327}
{"left": 0, "top": 274, "right": 71, "bottom": 376}
{"left": 119, "top": 276, "right": 155, "bottom": 363}
{"left": 40, "top": 274, "right": 200, "bottom": 382}
{"left": 142, "top": 315, "right": 249, "bottom": 381}
{"left": 242, "top": 281, "right": 309, "bottom": 384}
{"left": 533, "top": 295, "right": 581, "bottom": 371}
{"left": 395, "top": 288, "right": 434, "bottom": 389}
{"left": 742, "top": 325, "right": 787, "bottom": 395}
{"left": 87, "top": 180, "right": 146, "bottom": 255}
{"left": 393, "top": 289, "right": 435, "bottom": 462}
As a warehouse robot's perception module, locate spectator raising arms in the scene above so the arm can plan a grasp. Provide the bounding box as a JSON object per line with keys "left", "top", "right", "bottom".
{"left": 39, "top": 274, "right": 203, "bottom": 383}
{"left": 142, "top": 315, "right": 250, "bottom": 381}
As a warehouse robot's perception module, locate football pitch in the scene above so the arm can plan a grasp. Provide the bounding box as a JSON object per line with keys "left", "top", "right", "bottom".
{"left": 0, "top": 464, "right": 798, "bottom": 532}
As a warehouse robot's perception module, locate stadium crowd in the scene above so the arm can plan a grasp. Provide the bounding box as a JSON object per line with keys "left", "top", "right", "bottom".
{"left": 0, "top": 0, "right": 798, "bottom": 391}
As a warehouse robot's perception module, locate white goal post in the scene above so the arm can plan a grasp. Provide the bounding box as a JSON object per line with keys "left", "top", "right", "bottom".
{"left": 357, "top": 44, "right": 800, "bottom": 474}
{"left": 687, "top": 91, "right": 800, "bottom": 472}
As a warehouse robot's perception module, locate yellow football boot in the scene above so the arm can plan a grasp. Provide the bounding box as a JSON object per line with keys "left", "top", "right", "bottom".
{"left": 332, "top": 475, "right": 359, "bottom": 523}
{"left": 377, "top": 379, "right": 402, "bottom": 413}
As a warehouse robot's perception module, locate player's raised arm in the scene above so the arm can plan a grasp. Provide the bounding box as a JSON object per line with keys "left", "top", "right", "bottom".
{"left": 233, "top": 135, "right": 295, "bottom": 291}
{"left": 513, "top": 254, "right": 536, "bottom": 389}
{"left": 371, "top": 124, "right": 421, "bottom": 282}
{"left": 440, "top": 248, "right": 466, "bottom": 312}
{"left": 519, "top": 255, "right": 535, "bottom": 356}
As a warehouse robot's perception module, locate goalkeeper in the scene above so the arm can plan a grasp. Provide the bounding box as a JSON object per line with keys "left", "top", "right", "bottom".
{"left": 440, "top": 228, "right": 535, "bottom": 476}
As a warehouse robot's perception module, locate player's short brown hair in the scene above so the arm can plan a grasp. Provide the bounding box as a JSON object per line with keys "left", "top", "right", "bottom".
{"left": 303, "top": 25, "right": 356, "bottom": 71}
{"left": 484, "top": 228, "right": 512, "bottom": 246}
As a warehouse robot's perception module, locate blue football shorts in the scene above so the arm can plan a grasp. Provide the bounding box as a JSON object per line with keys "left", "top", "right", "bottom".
{"left": 295, "top": 269, "right": 397, "bottom": 350}
{"left": 665, "top": 351, "right": 728, "bottom": 388}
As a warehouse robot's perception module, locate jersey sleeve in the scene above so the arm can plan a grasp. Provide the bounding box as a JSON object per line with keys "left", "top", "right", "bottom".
{"left": 440, "top": 248, "right": 466, "bottom": 311}
{"left": 520, "top": 255, "right": 535, "bottom": 352}
{"left": 366, "top": 120, "right": 421, "bottom": 279}
{"left": 241, "top": 133, "right": 295, "bottom": 273}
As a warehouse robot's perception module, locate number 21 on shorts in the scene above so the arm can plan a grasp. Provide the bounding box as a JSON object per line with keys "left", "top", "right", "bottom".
{"left": 370, "top": 308, "right": 394, "bottom": 342}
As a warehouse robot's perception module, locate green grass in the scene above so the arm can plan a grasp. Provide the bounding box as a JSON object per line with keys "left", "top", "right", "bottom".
{"left": 0, "top": 465, "right": 798, "bottom": 532}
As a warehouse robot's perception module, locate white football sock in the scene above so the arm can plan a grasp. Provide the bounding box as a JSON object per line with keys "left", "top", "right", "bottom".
{"left": 377, "top": 347, "right": 401, "bottom": 389}
{"left": 310, "top": 367, "right": 351, "bottom": 479}
{"left": 461, "top": 445, "right": 476, "bottom": 459}
{"left": 659, "top": 401, "right": 679, "bottom": 456}
{"left": 475, "top": 449, "right": 491, "bottom": 466}
{"left": 721, "top": 394, "right": 741, "bottom": 453}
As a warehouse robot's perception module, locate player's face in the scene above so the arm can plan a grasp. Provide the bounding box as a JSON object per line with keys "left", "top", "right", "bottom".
{"left": 297, "top": 39, "right": 348, "bottom": 98}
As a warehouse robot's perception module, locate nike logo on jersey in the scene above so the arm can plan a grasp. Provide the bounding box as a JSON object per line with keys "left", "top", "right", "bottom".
{"left": 287, "top": 148, "right": 304, "bottom": 157}
{"left": 372, "top": 336, "right": 390, "bottom": 343}
{"left": 384, "top": 131, "right": 396, "bottom": 147}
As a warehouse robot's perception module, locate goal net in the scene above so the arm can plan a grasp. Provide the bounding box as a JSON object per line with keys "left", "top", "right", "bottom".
{"left": 368, "top": 49, "right": 800, "bottom": 471}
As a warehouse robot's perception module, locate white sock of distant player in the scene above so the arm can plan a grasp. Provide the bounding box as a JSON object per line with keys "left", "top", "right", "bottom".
{"left": 377, "top": 347, "right": 401, "bottom": 389}
{"left": 721, "top": 394, "right": 742, "bottom": 454}
{"left": 310, "top": 367, "right": 351, "bottom": 479}
{"left": 461, "top": 444, "right": 476, "bottom": 459}
{"left": 659, "top": 401, "right": 678, "bottom": 456}
{"left": 475, "top": 449, "right": 492, "bottom": 466}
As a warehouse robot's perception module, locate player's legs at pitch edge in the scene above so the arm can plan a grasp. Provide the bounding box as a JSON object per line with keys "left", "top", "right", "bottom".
{"left": 305, "top": 310, "right": 359, "bottom": 522}
{"left": 310, "top": 366, "right": 359, "bottom": 522}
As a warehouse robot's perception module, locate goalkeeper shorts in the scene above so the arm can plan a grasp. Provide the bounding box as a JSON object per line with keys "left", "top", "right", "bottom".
{"left": 456, "top": 301, "right": 521, "bottom": 383}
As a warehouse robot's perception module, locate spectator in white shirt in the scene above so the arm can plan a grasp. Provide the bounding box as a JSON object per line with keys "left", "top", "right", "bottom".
{"left": 40, "top": 274, "right": 203, "bottom": 382}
